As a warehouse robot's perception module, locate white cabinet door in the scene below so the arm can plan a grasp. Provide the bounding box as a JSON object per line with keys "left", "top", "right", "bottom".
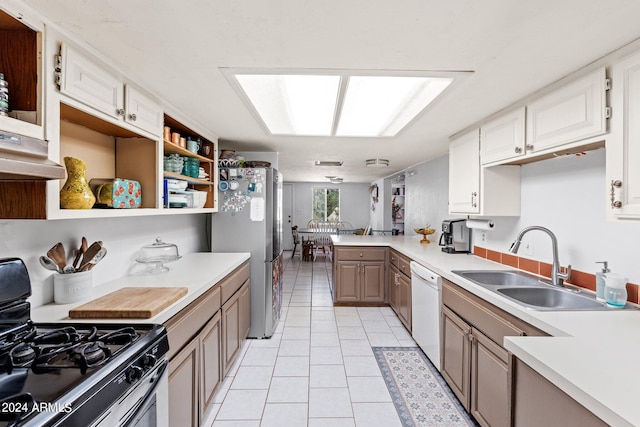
{"left": 526, "top": 68, "right": 607, "bottom": 153}
{"left": 481, "top": 107, "right": 526, "bottom": 165}
{"left": 608, "top": 51, "right": 640, "bottom": 218}
{"left": 449, "top": 129, "right": 521, "bottom": 216}
{"left": 59, "top": 43, "right": 124, "bottom": 120}
{"left": 449, "top": 129, "right": 480, "bottom": 214}
{"left": 125, "top": 85, "right": 163, "bottom": 137}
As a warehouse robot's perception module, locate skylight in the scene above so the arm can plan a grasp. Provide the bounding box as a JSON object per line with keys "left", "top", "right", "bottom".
{"left": 235, "top": 74, "right": 340, "bottom": 136}
{"left": 337, "top": 76, "right": 453, "bottom": 137}
{"left": 225, "top": 70, "right": 460, "bottom": 137}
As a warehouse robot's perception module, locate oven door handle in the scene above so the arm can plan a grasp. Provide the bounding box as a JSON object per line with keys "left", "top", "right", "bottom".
{"left": 123, "top": 359, "right": 168, "bottom": 427}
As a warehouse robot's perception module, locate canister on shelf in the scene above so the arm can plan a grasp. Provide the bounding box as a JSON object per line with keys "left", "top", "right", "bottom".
{"left": 0, "top": 73, "right": 8, "bottom": 116}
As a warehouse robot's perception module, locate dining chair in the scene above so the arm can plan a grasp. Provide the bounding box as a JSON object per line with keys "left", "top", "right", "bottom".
{"left": 291, "top": 225, "right": 301, "bottom": 259}
{"left": 313, "top": 221, "right": 333, "bottom": 260}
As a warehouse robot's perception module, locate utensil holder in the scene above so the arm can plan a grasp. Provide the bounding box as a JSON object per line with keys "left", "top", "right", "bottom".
{"left": 53, "top": 270, "right": 93, "bottom": 304}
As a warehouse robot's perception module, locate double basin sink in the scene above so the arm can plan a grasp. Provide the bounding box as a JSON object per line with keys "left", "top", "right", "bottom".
{"left": 452, "top": 270, "right": 630, "bottom": 311}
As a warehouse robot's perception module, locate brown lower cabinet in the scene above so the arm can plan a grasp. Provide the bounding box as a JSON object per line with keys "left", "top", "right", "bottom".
{"left": 388, "top": 264, "right": 411, "bottom": 331}
{"left": 513, "top": 358, "right": 607, "bottom": 427}
{"left": 166, "top": 262, "right": 250, "bottom": 426}
{"left": 441, "top": 279, "right": 547, "bottom": 427}
{"left": 333, "top": 246, "right": 387, "bottom": 304}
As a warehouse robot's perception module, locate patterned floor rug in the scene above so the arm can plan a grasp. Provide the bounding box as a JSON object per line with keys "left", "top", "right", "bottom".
{"left": 372, "top": 347, "right": 477, "bottom": 427}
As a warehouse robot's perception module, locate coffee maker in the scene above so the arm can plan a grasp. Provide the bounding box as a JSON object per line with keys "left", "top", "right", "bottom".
{"left": 439, "top": 219, "right": 471, "bottom": 253}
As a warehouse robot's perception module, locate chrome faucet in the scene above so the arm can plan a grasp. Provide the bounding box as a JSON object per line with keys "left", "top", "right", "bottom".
{"left": 509, "top": 226, "right": 571, "bottom": 287}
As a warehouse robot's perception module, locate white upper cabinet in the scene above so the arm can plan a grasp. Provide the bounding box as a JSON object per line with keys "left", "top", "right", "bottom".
{"left": 449, "top": 129, "right": 481, "bottom": 214}
{"left": 125, "top": 85, "right": 163, "bottom": 135}
{"left": 449, "top": 129, "right": 521, "bottom": 216}
{"left": 57, "top": 43, "right": 162, "bottom": 137}
{"left": 481, "top": 107, "right": 526, "bottom": 165}
{"left": 58, "top": 43, "right": 124, "bottom": 120}
{"left": 526, "top": 68, "right": 608, "bottom": 153}
{"left": 0, "top": 4, "right": 45, "bottom": 140}
{"left": 608, "top": 50, "right": 640, "bottom": 219}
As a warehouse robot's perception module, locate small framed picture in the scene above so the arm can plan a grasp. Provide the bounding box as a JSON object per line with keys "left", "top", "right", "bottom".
{"left": 219, "top": 168, "right": 228, "bottom": 181}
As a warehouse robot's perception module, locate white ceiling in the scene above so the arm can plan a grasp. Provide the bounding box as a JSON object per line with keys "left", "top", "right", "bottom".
{"left": 23, "top": 0, "right": 640, "bottom": 183}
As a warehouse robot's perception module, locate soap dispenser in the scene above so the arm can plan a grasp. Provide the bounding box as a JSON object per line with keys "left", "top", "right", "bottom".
{"left": 595, "top": 261, "right": 610, "bottom": 302}
{"left": 604, "top": 272, "right": 628, "bottom": 308}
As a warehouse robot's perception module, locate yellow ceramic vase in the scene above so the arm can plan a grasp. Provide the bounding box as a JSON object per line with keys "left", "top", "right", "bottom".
{"left": 60, "top": 157, "right": 96, "bottom": 209}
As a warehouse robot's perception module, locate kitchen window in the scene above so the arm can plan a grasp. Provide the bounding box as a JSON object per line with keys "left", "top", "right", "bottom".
{"left": 312, "top": 188, "right": 340, "bottom": 221}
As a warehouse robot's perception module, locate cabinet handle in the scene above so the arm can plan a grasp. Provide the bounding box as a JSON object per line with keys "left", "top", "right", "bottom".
{"left": 359, "top": 253, "right": 363, "bottom": 257}
{"left": 514, "top": 146, "right": 523, "bottom": 153}
{"left": 128, "top": 113, "right": 137, "bottom": 121}
{"left": 610, "top": 180, "right": 622, "bottom": 209}
{"left": 526, "top": 144, "right": 534, "bottom": 151}
{"left": 116, "top": 108, "right": 125, "bottom": 117}
{"left": 471, "top": 192, "right": 477, "bottom": 208}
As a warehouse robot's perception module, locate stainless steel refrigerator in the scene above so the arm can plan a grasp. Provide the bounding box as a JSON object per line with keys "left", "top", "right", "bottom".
{"left": 211, "top": 167, "right": 283, "bottom": 338}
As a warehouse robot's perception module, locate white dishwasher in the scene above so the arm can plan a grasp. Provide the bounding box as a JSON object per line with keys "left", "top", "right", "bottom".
{"left": 410, "top": 261, "right": 442, "bottom": 371}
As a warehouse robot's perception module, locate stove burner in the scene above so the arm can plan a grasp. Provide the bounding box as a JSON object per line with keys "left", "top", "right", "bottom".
{"left": 7, "top": 343, "right": 36, "bottom": 373}
{"left": 9, "top": 344, "right": 35, "bottom": 367}
{"left": 72, "top": 342, "right": 111, "bottom": 374}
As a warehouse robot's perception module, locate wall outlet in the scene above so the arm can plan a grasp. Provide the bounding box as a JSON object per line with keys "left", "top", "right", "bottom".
{"left": 480, "top": 231, "right": 487, "bottom": 242}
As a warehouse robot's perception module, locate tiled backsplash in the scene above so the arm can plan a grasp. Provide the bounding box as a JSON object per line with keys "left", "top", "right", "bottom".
{"left": 473, "top": 246, "right": 640, "bottom": 304}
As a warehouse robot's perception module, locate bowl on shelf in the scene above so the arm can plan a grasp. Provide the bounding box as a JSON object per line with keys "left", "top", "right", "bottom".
{"left": 414, "top": 227, "right": 436, "bottom": 244}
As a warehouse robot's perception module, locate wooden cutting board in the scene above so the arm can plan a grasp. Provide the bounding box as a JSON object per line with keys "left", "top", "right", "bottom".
{"left": 69, "top": 287, "right": 188, "bottom": 319}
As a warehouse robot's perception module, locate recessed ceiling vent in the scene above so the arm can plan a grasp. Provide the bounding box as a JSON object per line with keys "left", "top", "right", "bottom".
{"left": 315, "top": 161, "right": 343, "bottom": 167}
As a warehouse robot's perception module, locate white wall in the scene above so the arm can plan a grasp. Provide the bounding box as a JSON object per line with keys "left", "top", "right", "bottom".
{"left": 288, "top": 182, "right": 371, "bottom": 229}
{"left": 404, "top": 154, "right": 454, "bottom": 242}
{"left": 369, "top": 178, "right": 387, "bottom": 230}
{"left": 0, "top": 215, "right": 209, "bottom": 307}
{"left": 480, "top": 148, "right": 640, "bottom": 282}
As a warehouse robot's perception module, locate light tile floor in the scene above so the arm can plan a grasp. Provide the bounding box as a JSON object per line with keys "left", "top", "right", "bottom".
{"left": 206, "top": 251, "right": 416, "bottom": 427}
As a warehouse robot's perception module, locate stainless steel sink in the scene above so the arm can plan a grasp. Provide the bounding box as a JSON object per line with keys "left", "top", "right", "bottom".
{"left": 496, "top": 287, "right": 605, "bottom": 310}
{"left": 451, "top": 269, "right": 624, "bottom": 311}
{"left": 453, "top": 270, "right": 550, "bottom": 287}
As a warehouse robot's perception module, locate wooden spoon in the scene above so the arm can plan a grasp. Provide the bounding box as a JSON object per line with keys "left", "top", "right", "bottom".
{"left": 71, "top": 236, "right": 89, "bottom": 270}
{"left": 79, "top": 246, "right": 107, "bottom": 272}
{"left": 47, "top": 242, "right": 66, "bottom": 269}
{"left": 79, "top": 241, "right": 102, "bottom": 271}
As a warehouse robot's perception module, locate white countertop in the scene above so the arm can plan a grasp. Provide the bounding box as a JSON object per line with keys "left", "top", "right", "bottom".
{"left": 332, "top": 235, "right": 640, "bottom": 427}
{"left": 31, "top": 252, "right": 250, "bottom": 325}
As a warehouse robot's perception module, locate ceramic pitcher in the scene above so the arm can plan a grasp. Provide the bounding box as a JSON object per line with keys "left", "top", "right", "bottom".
{"left": 60, "top": 157, "right": 96, "bottom": 209}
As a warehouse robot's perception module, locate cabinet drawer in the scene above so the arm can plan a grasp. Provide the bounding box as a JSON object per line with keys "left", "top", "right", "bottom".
{"left": 165, "top": 286, "right": 221, "bottom": 360}
{"left": 220, "top": 262, "right": 250, "bottom": 303}
{"left": 334, "top": 247, "right": 387, "bottom": 261}
{"left": 390, "top": 249, "right": 411, "bottom": 277}
{"left": 443, "top": 280, "right": 525, "bottom": 345}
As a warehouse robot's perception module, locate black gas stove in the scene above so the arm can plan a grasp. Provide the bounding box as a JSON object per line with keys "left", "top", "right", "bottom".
{"left": 0, "top": 258, "right": 169, "bottom": 427}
